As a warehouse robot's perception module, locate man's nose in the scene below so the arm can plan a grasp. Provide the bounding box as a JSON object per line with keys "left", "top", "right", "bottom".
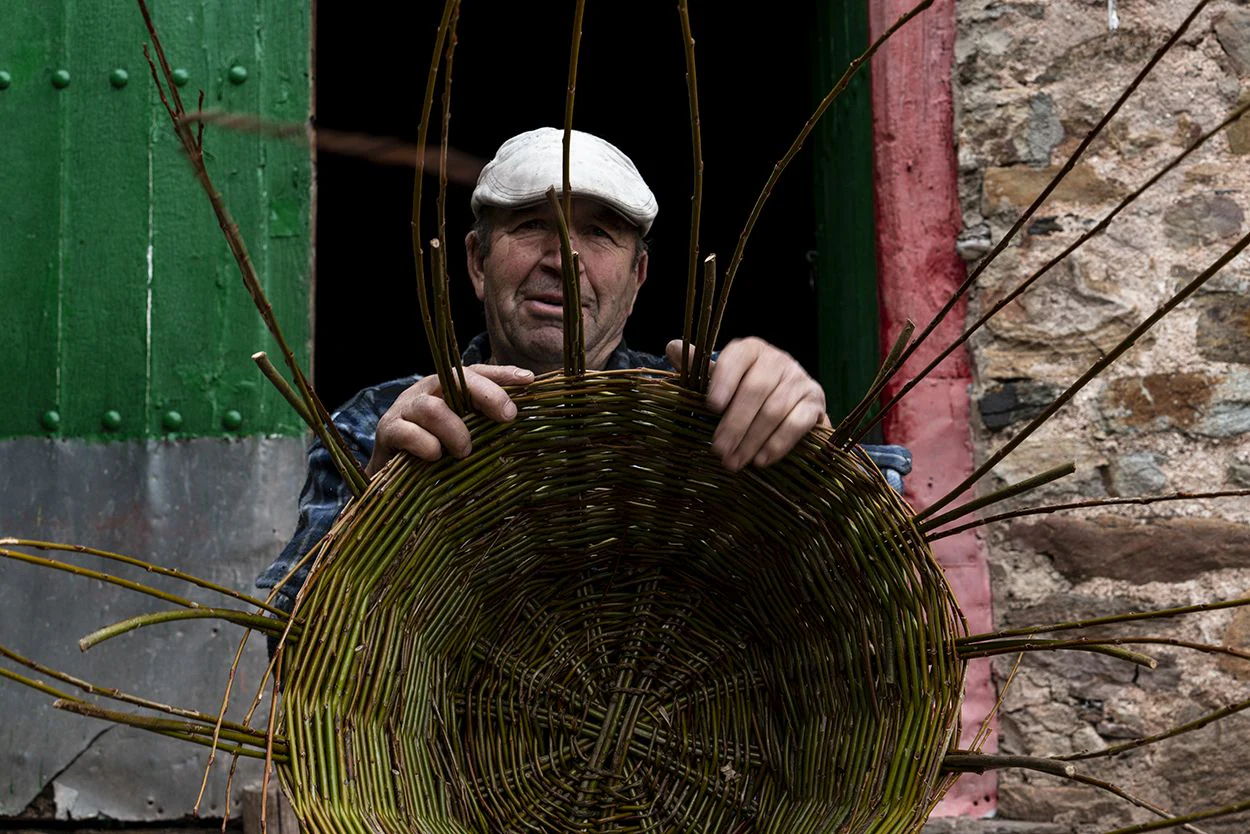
{"left": 538, "top": 232, "right": 581, "bottom": 272}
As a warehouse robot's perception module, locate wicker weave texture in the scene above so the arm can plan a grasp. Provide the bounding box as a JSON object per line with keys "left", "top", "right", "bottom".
{"left": 278, "top": 372, "right": 965, "bottom": 834}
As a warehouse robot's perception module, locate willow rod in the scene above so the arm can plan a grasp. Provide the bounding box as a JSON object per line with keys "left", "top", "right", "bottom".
{"left": 562, "top": 0, "right": 586, "bottom": 223}
{"left": 677, "top": 0, "right": 704, "bottom": 387}
{"left": 959, "top": 593, "right": 1250, "bottom": 645}
{"left": 79, "top": 607, "right": 287, "bottom": 652}
{"left": 927, "top": 488, "right": 1250, "bottom": 541}
{"left": 136, "top": 0, "right": 367, "bottom": 496}
{"left": 918, "top": 462, "right": 1075, "bottom": 534}
{"left": 943, "top": 753, "right": 1202, "bottom": 832}
{"left": 833, "top": 320, "right": 914, "bottom": 442}
{"left": 546, "top": 187, "right": 585, "bottom": 375}
{"left": 0, "top": 537, "right": 286, "bottom": 617}
{"left": 436, "top": 1, "right": 467, "bottom": 397}
{"left": 412, "top": 0, "right": 467, "bottom": 414}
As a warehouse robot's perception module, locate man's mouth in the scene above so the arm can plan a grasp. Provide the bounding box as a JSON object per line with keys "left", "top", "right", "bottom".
{"left": 522, "top": 293, "right": 586, "bottom": 319}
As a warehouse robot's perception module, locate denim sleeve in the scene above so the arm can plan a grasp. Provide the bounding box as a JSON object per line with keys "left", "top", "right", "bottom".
{"left": 859, "top": 444, "right": 913, "bottom": 495}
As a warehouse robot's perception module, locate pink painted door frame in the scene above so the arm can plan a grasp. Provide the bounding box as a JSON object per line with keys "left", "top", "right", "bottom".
{"left": 868, "top": 0, "right": 998, "bottom": 817}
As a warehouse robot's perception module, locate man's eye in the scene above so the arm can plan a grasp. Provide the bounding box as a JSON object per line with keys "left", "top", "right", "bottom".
{"left": 590, "top": 225, "right": 614, "bottom": 240}
{"left": 517, "top": 219, "right": 546, "bottom": 231}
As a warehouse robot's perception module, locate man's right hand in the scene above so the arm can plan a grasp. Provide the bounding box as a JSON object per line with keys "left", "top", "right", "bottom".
{"left": 365, "top": 364, "right": 535, "bottom": 477}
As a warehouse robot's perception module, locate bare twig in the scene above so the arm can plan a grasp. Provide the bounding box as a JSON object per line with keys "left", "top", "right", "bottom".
{"left": 178, "top": 110, "right": 486, "bottom": 180}
{"left": 944, "top": 753, "right": 1207, "bottom": 832}
{"left": 926, "top": 488, "right": 1250, "bottom": 541}
{"left": 677, "top": 0, "right": 704, "bottom": 386}
{"left": 412, "top": 0, "right": 465, "bottom": 414}
{"left": 136, "top": 0, "right": 367, "bottom": 496}
{"left": 919, "top": 463, "right": 1075, "bottom": 533}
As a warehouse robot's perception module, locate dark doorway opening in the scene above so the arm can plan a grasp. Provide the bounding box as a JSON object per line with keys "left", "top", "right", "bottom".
{"left": 313, "top": 3, "right": 828, "bottom": 412}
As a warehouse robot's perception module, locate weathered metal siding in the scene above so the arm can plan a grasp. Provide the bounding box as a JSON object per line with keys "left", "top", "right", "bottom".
{"left": 0, "top": 0, "right": 312, "bottom": 819}
{"left": 0, "top": 437, "right": 307, "bottom": 818}
{"left": 0, "top": 1, "right": 311, "bottom": 440}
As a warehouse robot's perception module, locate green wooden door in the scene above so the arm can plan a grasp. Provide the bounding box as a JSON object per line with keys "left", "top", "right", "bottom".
{"left": 813, "top": 0, "right": 880, "bottom": 425}
{"left": 0, "top": 2, "right": 310, "bottom": 441}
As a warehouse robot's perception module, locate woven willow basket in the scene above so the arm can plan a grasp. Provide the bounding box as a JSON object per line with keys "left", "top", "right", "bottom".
{"left": 277, "top": 370, "right": 966, "bottom": 834}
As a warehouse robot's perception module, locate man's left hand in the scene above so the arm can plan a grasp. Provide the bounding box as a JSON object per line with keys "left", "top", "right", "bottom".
{"left": 666, "top": 337, "right": 831, "bottom": 471}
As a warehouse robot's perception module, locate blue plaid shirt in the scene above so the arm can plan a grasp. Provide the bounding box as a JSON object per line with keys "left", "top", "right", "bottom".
{"left": 256, "top": 333, "right": 912, "bottom": 607}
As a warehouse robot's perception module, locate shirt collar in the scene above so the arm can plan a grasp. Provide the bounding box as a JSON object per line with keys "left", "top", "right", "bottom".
{"left": 461, "top": 332, "right": 636, "bottom": 370}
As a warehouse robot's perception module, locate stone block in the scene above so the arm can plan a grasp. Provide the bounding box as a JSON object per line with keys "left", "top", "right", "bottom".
{"left": 1196, "top": 295, "right": 1250, "bottom": 364}
{"left": 982, "top": 164, "right": 1127, "bottom": 216}
{"left": 1012, "top": 516, "right": 1250, "bottom": 583}
{"left": 1162, "top": 194, "right": 1245, "bottom": 248}
{"left": 997, "top": 782, "right": 1120, "bottom": 825}
{"left": 1215, "top": 9, "right": 1250, "bottom": 77}
{"left": 977, "top": 380, "right": 1060, "bottom": 432}
{"left": 1099, "top": 372, "right": 1214, "bottom": 434}
{"left": 1219, "top": 598, "right": 1250, "bottom": 682}
{"left": 1107, "top": 452, "right": 1168, "bottom": 496}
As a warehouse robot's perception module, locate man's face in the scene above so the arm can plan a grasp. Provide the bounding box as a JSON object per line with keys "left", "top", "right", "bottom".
{"left": 465, "top": 198, "right": 648, "bottom": 373}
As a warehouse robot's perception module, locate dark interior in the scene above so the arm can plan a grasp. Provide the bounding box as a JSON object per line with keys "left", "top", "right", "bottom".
{"left": 313, "top": 2, "right": 822, "bottom": 411}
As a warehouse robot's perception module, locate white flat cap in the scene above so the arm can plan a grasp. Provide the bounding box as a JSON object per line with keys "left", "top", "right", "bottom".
{"left": 471, "top": 127, "right": 659, "bottom": 235}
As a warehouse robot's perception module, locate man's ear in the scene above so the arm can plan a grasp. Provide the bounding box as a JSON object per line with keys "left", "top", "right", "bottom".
{"left": 627, "top": 249, "right": 648, "bottom": 314}
{"left": 465, "top": 230, "right": 487, "bottom": 301}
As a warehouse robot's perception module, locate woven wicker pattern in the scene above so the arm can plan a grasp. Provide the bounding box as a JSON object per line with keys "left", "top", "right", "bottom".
{"left": 278, "top": 371, "right": 965, "bottom": 833}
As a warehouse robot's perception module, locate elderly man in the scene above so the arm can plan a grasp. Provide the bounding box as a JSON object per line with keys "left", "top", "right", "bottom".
{"left": 257, "top": 127, "right": 910, "bottom": 611}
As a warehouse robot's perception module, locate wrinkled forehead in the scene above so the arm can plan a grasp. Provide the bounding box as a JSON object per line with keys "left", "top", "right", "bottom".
{"left": 503, "top": 198, "right": 641, "bottom": 236}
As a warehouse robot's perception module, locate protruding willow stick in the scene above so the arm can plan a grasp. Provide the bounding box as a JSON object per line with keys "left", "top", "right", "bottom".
{"left": 54, "top": 700, "right": 286, "bottom": 761}
{"left": 854, "top": 0, "right": 1216, "bottom": 439}
{"left": 51, "top": 700, "right": 281, "bottom": 751}
{"left": 177, "top": 111, "right": 487, "bottom": 180}
{"left": 260, "top": 676, "right": 281, "bottom": 834}
{"left": 919, "top": 462, "right": 1075, "bottom": 533}
{"left": 0, "top": 537, "right": 286, "bottom": 617}
{"left": 436, "top": 2, "right": 468, "bottom": 400}
{"left": 956, "top": 639, "right": 1156, "bottom": 667}
{"left": 943, "top": 753, "right": 1205, "bottom": 833}
{"left": 2, "top": 547, "right": 204, "bottom": 611}
{"left": 0, "top": 643, "right": 256, "bottom": 734}
{"left": 136, "top": 1, "right": 367, "bottom": 497}
{"left": 677, "top": 0, "right": 704, "bottom": 387}
{"left": 546, "top": 187, "right": 585, "bottom": 375}
{"left": 853, "top": 92, "right": 1250, "bottom": 444}
{"left": 705, "top": 0, "right": 933, "bottom": 353}
{"left": 253, "top": 350, "right": 364, "bottom": 491}
{"left": 79, "top": 607, "right": 287, "bottom": 652}
{"left": 562, "top": 0, "right": 586, "bottom": 223}
{"left": 1102, "top": 799, "right": 1250, "bottom": 834}
{"left": 692, "top": 255, "right": 718, "bottom": 392}
{"left": 961, "top": 636, "right": 1250, "bottom": 665}
{"left": 958, "top": 594, "right": 1250, "bottom": 645}
{"left": 1058, "top": 694, "right": 1250, "bottom": 763}
{"left": 833, "top": 321, "right": 914, "bottom": 442}
{"left": 252, "top": 352, "right": 314, "bottom": 427}
{"left": 927, "top": 488, "right": 1250, "bottom": 541}
{"left": 969, "top": 651, "right": 1023, "bottom": 753}
{"left": 413, "top": 0, "right": 465, "bottom": 414}
{"left": 919, "top": 227, "right": 1250, "bottom": 521}
{"left": 571, "top": 252, "right": 585, "bottom": 375}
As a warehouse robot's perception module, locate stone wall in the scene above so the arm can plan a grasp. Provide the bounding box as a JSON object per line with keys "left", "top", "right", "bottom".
{"left": 954, "top": 0, "right": 1250, "bottom": 830}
